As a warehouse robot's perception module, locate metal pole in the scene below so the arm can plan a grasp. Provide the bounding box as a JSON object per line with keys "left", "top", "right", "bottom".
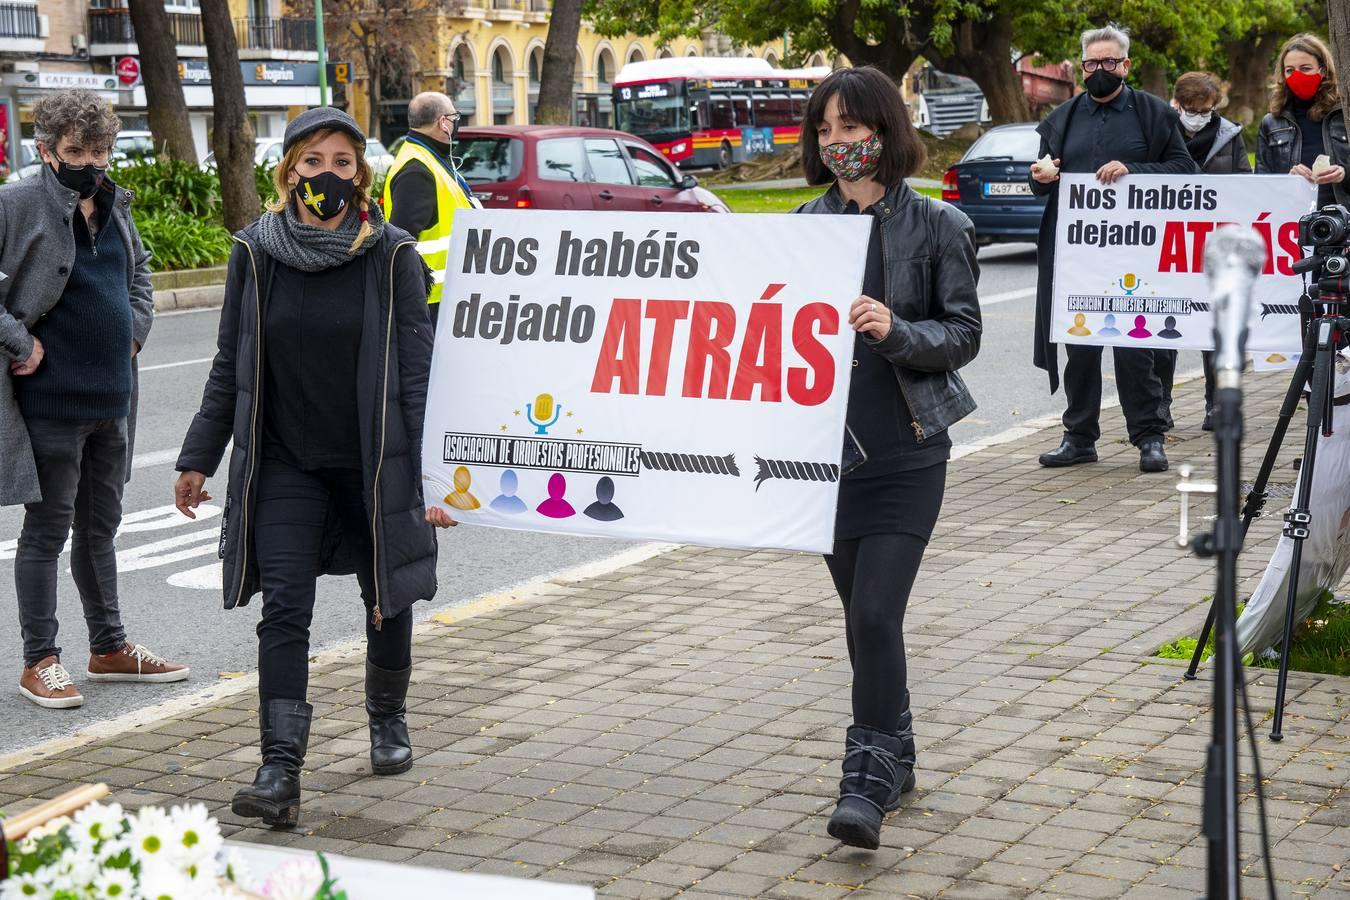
{"left": 315, "top": 0, "right": 329, "bottom": 107}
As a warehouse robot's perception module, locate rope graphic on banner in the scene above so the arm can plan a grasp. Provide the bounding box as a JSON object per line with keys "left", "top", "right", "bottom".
{"left": 639, "top": 451, "right": 740, "bottom": 476}
{"left": 753, "top": 457, "right": 839, "bottom": 492}
{"left": 1260, "top": 303, "right": 1300, "bottom": 319}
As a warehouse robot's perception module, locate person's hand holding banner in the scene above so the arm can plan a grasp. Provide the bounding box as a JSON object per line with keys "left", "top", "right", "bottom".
{"left": 422, "top": 209, "right": 871, "bottom": 553}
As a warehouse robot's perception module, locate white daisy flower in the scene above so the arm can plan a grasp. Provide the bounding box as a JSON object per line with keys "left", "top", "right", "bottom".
{"left": 92, "top": 867, "right": 136, "bottom": 899}
{"left": 25, "top": 814, "right": 71, "bottom": 841}
{"left": 259, "top": 857, "right": 324, "bottom": 900}
{"left": 137, "top": 860, "right": 192, "bottom": 900}
{"left": 125, "top": 805, "right": 174, "bottom": 867}
{"left": 72, "top": 801, "right": 127, "bottom": 850}
{"left": 221, "top": 846, "right": 257, "bottom": 891}
{"left": 165, "top": 802, "right": 223, "bottom": 865}
{"left": 0, "top": 870, "right": 48, "bottom": 899}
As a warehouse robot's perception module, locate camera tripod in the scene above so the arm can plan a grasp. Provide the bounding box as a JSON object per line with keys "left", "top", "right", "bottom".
{"left": 1184, "top": 266, "right": 1348, "bottom": 743}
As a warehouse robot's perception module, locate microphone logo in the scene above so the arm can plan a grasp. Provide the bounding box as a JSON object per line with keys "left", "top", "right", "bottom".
{"left": 526, "top": 393, "right": 562, "bottom": 435}
{"left": 1118, "top": 272, "right": 1140, "bottom": 295}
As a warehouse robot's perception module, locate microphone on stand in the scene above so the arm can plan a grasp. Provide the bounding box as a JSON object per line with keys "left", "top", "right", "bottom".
{"left": 1206, "top": 226, "right": 1268, "bottom": 381}
{"left": 1197, "top": 223, "right": 1267, "bottom": 899}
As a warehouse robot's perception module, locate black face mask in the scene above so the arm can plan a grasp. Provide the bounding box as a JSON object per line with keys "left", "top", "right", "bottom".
{"left": 52, "top": 157, "right": 105, "bottom": 200}
{"left": 1085, "top": 69, "right": 1124, "bottom": 99}
{"left": 294, "top": 170, "right": 356, "bottom": 221}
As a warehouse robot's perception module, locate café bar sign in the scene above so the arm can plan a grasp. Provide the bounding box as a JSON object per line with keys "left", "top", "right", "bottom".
{"left": 13, "top": 72, "right": 118, "bottom": 91}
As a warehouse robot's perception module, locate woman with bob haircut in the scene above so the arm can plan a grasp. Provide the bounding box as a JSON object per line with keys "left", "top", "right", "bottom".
{"left": 794, "top": 66, "right": 982, "bottom": 850}
{"left": 174, "top": 107, "right": 455, "bottom": 828}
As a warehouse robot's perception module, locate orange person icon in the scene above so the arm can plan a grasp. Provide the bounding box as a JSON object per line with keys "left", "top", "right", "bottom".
{"left": 444, "top": 466, "right": 481, "bottom": 510}
{"left": 1067, "top": 313, "right": 1092, "bottom": 336}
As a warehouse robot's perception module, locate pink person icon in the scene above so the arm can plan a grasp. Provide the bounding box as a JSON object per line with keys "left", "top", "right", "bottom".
{"left": 537, "top": 472, "right": 576, "bottom": 518}
{"left": 1127, "top": 315, "right": 1152, "bottom": 339}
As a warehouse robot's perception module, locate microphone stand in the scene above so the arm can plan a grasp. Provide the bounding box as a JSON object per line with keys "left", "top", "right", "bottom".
{"left": 1180, "top": 226, "right": 1264, "bottom": 899}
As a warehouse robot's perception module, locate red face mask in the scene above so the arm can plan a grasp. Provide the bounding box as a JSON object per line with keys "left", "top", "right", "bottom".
{"left": 1286, "top": 69, "right": 1323, "bottom": 101}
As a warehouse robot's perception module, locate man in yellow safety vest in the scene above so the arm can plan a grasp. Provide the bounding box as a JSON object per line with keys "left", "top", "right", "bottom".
{"left": 384, "top": 92, "right": 477, "bottom": 328}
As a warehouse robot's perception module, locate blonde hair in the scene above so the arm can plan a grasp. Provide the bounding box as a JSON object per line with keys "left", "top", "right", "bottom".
{"left": 1271, "top": 32, "right": 1340, "bottom": 122}
{"left": 268, "top": 127, "right": 375, "bottom": 253}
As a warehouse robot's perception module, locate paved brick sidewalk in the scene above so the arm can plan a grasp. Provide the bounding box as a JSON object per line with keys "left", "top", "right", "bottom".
{"left": 2, "top": 372, "right": 1346, "bottom": 899}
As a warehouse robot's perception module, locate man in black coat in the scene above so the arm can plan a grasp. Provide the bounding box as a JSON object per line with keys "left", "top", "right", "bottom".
{"left": 1030, "top": 24, "right": 1198, "bottom": 473}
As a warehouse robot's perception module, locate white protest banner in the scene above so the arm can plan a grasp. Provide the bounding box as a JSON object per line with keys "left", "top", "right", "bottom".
{"left": 1051, "top": 174, "right": 1316, "bottom": 354}
{"left": 422, "top": 209, "right": 869, "bottom": 553}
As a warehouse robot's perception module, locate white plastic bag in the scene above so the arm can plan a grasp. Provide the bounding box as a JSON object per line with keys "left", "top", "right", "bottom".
{"left": 1236, "top": 352, "right": 1350, "bottom": 656}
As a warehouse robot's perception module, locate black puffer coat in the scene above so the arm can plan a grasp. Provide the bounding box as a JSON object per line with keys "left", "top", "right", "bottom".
{"left": 176, "top": 221, "right": 438, "bottom": 620}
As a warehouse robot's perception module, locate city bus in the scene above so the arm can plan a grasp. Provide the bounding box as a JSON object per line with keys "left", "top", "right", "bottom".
{"left": 613, "top": 57, "right": 831, "bottom": 170}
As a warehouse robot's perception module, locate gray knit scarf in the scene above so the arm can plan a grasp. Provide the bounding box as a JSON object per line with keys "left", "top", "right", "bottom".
{"left": 254, "top": 197, "right": 386, "bottom": 272}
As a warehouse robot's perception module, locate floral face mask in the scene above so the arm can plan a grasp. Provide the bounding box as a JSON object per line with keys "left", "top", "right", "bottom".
{"left": 820, "top": 132, "right": 883, "bottom": 182}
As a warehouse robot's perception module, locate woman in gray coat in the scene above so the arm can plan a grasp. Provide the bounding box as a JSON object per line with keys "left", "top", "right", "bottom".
{"left": 1154, "top": 71, "right": 1253, "bottom": 432}
{"left": 175, "top": 108, "right": 453, "bottom": 828}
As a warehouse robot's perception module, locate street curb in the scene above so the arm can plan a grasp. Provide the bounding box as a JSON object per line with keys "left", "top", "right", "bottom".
{"left": 153, "top": 284, "right": 224, "bottom": 313}
{"left": 0, "top": 542, "right": 675, "bottom": 773}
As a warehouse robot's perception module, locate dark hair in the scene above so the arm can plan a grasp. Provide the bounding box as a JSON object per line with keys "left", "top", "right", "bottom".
{"left": 1173, "top": 72, "right": 1225, "bottom": 110}
{"left": 799, "top": 67, "right": 925, "bottom": 187}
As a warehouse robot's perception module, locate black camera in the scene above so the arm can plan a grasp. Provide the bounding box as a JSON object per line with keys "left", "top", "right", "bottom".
{"left": 1299, "top": 204, "right": 1350, "bottom": 247}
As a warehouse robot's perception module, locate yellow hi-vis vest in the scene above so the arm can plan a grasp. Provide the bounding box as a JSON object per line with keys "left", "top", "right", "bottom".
{"left": 383, "top": 138, "right": 474, "bottom": 305}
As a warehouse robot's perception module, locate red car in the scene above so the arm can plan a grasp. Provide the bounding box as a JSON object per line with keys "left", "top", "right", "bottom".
{"left": 451, "top": 125, "right": 730, "bottom": 213}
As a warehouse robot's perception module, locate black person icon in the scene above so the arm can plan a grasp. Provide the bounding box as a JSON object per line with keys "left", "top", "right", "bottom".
{"left": 444, "top": 465, "right": 480, "bottom": 510}
{"left": 584, "top": 476, "right": 625, "bottom": 522}
{"left": 1098, "top": 313, "right": 1121, "bottom": 337}
{"left": 1159, "top": 315, "right": 1183, "bottom": 339}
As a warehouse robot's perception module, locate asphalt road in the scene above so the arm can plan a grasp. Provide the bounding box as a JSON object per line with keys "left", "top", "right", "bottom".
{"left": 0, "top": 242, "right": 1205, "bottom": 753}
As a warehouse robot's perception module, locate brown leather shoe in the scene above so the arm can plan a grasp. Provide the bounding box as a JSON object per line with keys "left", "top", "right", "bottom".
{"left": 87, "top": 642, "right": 189, "bottom": 683}
{"left": 20, "top": 657, "right": 83, "bottom": 709}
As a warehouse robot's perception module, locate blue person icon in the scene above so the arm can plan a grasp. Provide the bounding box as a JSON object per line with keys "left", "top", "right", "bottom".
{"left": 525, "top": 392, "right": 562, "bottom": 435}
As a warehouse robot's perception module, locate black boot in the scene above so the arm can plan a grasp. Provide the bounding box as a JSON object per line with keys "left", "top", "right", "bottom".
{"left": 827, "top": 724, "right": 906, "bottom": 850}
{"left": 232, "top": 699, "right": 312, "bottom": 829}
{"left": 1139, "top": 437, "right": 1169, "bottom": 473}
{"left": 366, "top": 661, "right": 413, "bottom": 776}
{"left": 1038, "top": 438, "right": 1097, "bottom": 468}
{"left": 884, "top": 692, "right": 918, "bottom": 811}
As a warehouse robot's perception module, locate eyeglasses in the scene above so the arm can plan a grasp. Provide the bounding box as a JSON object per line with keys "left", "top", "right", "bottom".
{"left": 442, "top": 114, "right": 462, "bottom": 126}
{"left": 52, "top": 147, "right": 109, "bottom": 169}
{"left": 1082, "top": 57, "right": 1126, "bottom": 73}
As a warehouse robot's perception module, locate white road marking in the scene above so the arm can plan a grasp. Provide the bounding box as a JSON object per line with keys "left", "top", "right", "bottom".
{"left": 139, "top": 356, "right": 214, "bottom": 373}
{"left": 167, "top": 561, "right": 222, "bottom": 590}
{"left": 980, "top": 286, "right": 1036, "bottom": 306}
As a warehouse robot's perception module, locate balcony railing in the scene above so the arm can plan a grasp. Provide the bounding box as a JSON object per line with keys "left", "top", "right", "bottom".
{"left": 235, "top": 17, "right": 316, "bottom": 52}
{"left": 0, "top": 2, "right": 40, "bottom": 40}
{"left": 88, "top": 8, "right": 203, "bottom": 46}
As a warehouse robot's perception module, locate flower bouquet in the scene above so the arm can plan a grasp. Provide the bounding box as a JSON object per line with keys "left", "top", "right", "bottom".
{"left": 2, "top": 798, "right": 347, "bottom": 900}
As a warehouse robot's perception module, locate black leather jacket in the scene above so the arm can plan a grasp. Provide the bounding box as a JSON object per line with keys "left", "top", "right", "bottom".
{"left": 795, "top": 182, "right": 981, "bottom": 441}
{"left": 1256, "top": 107, "right": 1350, "bottom": 206}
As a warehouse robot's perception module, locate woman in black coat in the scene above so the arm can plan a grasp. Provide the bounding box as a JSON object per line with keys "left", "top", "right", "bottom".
{"left": 174, "top": 107, "right": 453, "bottom": 828}
{"left": 794, "top": 67, "right": 982, "bottom": 851}
{"left": 1255, "top": 33, "right": 1349, "bottom": 207}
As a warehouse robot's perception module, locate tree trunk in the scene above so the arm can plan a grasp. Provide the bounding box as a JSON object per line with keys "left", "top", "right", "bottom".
{"left": 367, "top": 53, "right": 382, "bottom": 138}
{"left": 200, "top": 0, "right": 259, "bottom": 232}
{"left": 922, "top": 14, "right": 1030, "bottom": 124}
{"left": 1136, "top": 61, "right": 1169, "bottom": 101}
{"left": 1225, "top": 35, "right": 1277, "bottom": 126}
{"left": 126, "top": 0, "right": 197, "bottom": 163}
{"left": 536, "top": 0, "right": 582, "bottom": 125}
{"left": 1332, "top": 0, "right": 1350, "bottom": 129}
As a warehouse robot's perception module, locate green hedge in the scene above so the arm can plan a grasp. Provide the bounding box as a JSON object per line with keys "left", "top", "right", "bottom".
{"left": 136, "top": 211, "right": 234, "bottom": 272}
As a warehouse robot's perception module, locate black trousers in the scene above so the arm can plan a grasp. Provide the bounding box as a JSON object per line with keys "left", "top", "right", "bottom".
{"left": 825, "top": 532, "right": 931, "bottom": 732}
{"left": 253, "top": 457, "right": 412, "bottom": 704}
{"left": 428, "top": 302, "right": 441, "bottom": 330}
{"left": 16, "top": 418, "right": 129, "bottom": 667}
{"left": 1062, "top": 344, "right": 1170, "bottom": 446}
{"left": 1145, "top": 349, "right": 1217, "bottom": 411}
